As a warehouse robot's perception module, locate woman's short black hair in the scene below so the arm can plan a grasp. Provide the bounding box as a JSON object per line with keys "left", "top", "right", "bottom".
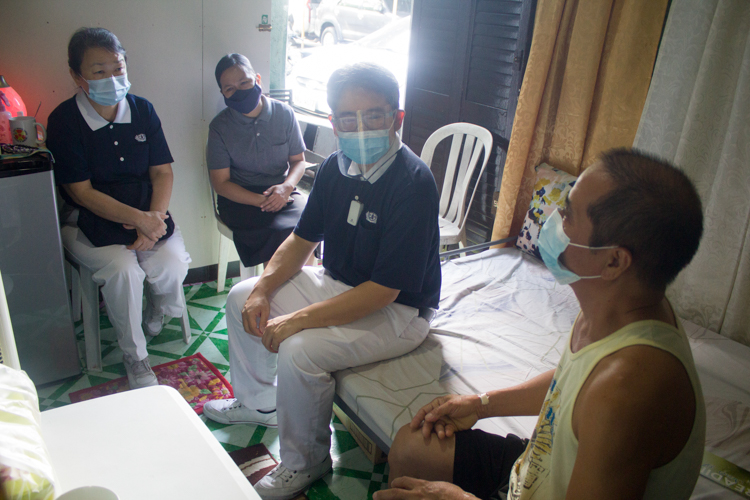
{"left": 215, "top": 53, "right": 255, "bottom": 89}
{"left": 327, "top": 62, "right": 399, "bottom": 113}
{"left": 68, "top": 27, "right": 126, "bottom": 74}
{"left": 587, "top": 148, "right": 704, "bottom": 291}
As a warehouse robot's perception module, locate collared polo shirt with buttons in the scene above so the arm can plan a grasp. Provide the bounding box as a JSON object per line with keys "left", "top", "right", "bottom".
{"left": 48, "top": 92, "right": 173, "bottom": 193}
{"left": 206, "top": 94, "right": 305, "bottom": 188}
{"left": 47, "top": 92, "right": 174, "bottom": 246}
{"left": 294, "top": 146, "right": 441, "bottom": 310}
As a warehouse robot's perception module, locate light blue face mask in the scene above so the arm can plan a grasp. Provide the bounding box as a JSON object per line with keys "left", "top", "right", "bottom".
{"left": 538, "top": 209, "right": 618, "bottom": 285}
{"left": 337, "top": 127, "right": 392, "bottom": 166}
{"left": 85, "top": 74, "right": 131, "bottom": 106}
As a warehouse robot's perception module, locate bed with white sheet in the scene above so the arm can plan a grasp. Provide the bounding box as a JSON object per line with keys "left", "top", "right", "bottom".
{"left": 333, "top": 247, "right": 750, "bottom": 499}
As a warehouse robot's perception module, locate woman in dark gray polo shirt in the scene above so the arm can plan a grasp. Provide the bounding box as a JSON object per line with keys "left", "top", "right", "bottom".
{"left": 206, "top": 53, "right": 308, "bottom": 268}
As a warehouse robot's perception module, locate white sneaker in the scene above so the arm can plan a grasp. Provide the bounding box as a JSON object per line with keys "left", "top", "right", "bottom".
{"left": 123, "top": 354, "right": 159, "bottom": 389}
{"left": 142, "top": 301, "right": 164, "bottom": 337}
{"left": 203, "top": 398, "right": 278, "bottom": 427}
{"left": 255, "top": 456, "right": 332, "bottom": 500}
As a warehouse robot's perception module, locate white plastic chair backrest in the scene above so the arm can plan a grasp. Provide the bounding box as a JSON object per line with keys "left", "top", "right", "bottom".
{"left": 0, "top": 268, "right": 21, "bottom": 369}
{"left": 420, "top": 123, "right": 493, "bottom": 231}
{"left": 209, "top": 181, "right": 222, "bottom": 222}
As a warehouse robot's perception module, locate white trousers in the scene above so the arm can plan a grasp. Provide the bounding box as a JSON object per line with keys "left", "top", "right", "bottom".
{"left": 226, "top": 266, "right": 429, "bottom": 470}
{"left": 62, "top": 218, "right": 191, "bottom": 361}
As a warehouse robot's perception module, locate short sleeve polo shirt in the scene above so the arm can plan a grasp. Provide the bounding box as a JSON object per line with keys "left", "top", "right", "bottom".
{"left": 294, "top": 146, "right": 442, "bottom": 309}
{"left": 47, "top": 93, "right": 173, "bottom": 198}
{"left": 206, "top": 95, "right": 306, "bottom": 187}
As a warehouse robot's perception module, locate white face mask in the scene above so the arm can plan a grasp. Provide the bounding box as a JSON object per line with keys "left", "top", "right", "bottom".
{"left": 84, "top": 74, "right": 131, "bottom": 106}
{"left": 538, "top": 209, "right": 618, "bottom": 285}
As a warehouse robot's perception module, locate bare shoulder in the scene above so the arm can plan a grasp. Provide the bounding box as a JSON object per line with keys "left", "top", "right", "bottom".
{"left": 587, "top": 345, "right": 693, "bottom": 399}
{"left": 575, "top": 345, "right": 696, "bottom": 467}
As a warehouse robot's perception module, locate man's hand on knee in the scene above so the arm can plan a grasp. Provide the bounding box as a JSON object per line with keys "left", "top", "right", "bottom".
{"left": 261, "top": 313, "right": 303, "bottom": 353}
{"left": 411, "top": 395, "right": 480, "bottom": 439}
{"left": 374, "top": 477, "right": 477, "bottom": 500}
{"left": 242, "top": 292, "right": 270, "bottom": 336}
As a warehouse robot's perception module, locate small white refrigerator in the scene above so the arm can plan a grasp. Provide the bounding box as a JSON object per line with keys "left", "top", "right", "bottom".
{"left": 0, "top": 153, "right": 80, "bottom": 384}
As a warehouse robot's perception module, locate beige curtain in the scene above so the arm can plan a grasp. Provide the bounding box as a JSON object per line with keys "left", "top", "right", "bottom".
{"left": 491, "top": 0, "right": 668, "bottom": 242}
{"left": 633, "top": 0, "right": 750, "bottom": 346}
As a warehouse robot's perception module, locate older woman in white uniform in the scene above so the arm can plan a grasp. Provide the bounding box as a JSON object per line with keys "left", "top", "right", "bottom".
{"left": 47, "top": 28, "right": 191, "bottom": 389}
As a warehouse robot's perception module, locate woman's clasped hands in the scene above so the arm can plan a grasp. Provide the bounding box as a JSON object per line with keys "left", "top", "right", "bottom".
{"left": 123, "top": 210, "right": 169, "bottom": 251}
{"left": 260, "top": 182, "right": 294, "bottom": 213}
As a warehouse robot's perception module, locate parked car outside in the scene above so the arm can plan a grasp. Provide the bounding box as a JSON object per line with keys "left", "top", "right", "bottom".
{"left": 288, "top": 0, "right": 321, "bottom": 39}
{"left": 290, "top": 15, "right": 411, "bottom": 117}
{"left": 314, "top": 0, "right": 411, "bottom": 45}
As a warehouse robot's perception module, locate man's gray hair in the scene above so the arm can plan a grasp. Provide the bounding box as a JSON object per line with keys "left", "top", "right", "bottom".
{"left": 327, "top": 62, "right": 399, "bottom": 113}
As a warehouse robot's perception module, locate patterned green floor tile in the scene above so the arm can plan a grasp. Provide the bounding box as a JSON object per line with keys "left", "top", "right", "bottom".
{"left": 334, "top": 468, "right": 378, "bottom": 480}
{"left": 211, "top": 325, "right": 228, "bottom": 336}
{"left": 87, "top": 374, "right": 115, "bottom": 386}
{"left": 187, "top": 306, "right": 223, "bottom": 331}
{"left": 205, "top": 311, "right": 227, "bottom": 334}
{"left": 99, "top": 314, "right": 112, "bottom": 330}
{"left": 209, "top": 421, "right": 265, "bottom": 449}
{"left": 367, "top": 477, "right": 389, "bottom": 499}
{"left": 260, "top": 427, "right": 281, "bottom": 458}
{"left": 189, "top": 283, "right": 227, "bottom": 301}
{"left": 332, "top": 428, "right": 361, "bottom": 455}
{"left": 189, "top": 294, "right": 232, "bottom": 310}
{"left": 103, "top": 362, "right": 126, "bottom": 376}
{"left": 209, "top": 336, "right": 230, "bottom": 361}
{"left": 146, "top": 327, "right": 185, "bottom": 345}
{"left": 247, "top": 425, "right": 268, "bottom": 447}
{"left": 308, "top": 478, "right": 342, "bottom": 500}
{"left": 373, "top": 462, "right": 388, "bottom": 474}
{"left": 325, "top": 473, "right": 373, "bottom": 500}
{"left": 143, "top": 350, "right": 183, "bottom": 361}
{"left": 210, "top": 361, "right": 230, "bottom": 374}
{"left": 46, "top": 376, "right": 83, "bottom": 401}
{"left": 182, "top": 332, "right": 210, "bottom": 357}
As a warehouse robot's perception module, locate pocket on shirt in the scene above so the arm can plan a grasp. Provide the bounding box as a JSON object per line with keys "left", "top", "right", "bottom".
{"left": 129, "top": 141, "right": 151, "bottom": 175}
{"left": 352, "top": 219, "right": 380, "bottom": 275}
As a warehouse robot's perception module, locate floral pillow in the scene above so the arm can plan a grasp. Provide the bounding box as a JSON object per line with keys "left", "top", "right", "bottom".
{"left": 515, "top": 163, "right": 577, "bottom": 260}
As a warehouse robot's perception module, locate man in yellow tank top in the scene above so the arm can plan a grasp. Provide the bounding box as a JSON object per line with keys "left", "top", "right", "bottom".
{"left": 375, "top": 149, "right": 706, "bottom": 500}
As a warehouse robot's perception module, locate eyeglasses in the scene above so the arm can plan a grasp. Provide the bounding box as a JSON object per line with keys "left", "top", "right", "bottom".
{"left": 330, "top": 110, "right": 396, "bottom": 133}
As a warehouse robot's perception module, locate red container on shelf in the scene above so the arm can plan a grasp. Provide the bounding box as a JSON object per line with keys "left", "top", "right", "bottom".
{"left": 0, "top": 75, "right": 28, "bottom": 118}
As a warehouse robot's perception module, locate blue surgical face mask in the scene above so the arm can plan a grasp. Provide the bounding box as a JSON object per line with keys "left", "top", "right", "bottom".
{"left": 337, "top": 128, "right": 392, "bottom": 166}
{"left": 85, "top": 74, "right": 131, "bottom": 106}
{"left": 538, "top": 209, "right": 618, "bottom": 285}
{"left": 224, "top": 83, "right": 262, "bottom": 114}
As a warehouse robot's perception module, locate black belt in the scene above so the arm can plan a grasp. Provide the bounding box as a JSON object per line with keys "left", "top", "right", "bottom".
{"left": 418, "top": 307, "right": 436, "bottom": 323}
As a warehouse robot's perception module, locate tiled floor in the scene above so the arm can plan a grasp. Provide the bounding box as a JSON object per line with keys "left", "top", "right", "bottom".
{"left": 37, "top": 277, "right": 390, "bottom": 499}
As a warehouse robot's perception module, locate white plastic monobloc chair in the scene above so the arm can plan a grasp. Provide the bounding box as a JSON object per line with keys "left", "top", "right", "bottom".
{"left": 65, "top": 249, "right": 192, "bottom": 372}
{"left": 420, "top": 123, "right": 493, "bottom": 248}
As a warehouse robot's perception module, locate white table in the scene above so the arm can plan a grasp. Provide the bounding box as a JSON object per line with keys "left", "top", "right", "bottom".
{"left": 41, "top": 386, "right": 260, "bottom": 500}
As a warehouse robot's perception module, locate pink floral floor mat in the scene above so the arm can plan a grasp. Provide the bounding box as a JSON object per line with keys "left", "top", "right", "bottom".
{"left": 68, "top": 353, "right": 233, "bottom": 414}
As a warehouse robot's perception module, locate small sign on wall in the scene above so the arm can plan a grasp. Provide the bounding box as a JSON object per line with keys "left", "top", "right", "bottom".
{"left": 258, "top": 14, "right": 271, "bottom": 31}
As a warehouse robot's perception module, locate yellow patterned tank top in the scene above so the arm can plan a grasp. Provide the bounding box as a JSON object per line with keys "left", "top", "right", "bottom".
{"left": 507, "top": 315, "right": 706, "bottom": 500}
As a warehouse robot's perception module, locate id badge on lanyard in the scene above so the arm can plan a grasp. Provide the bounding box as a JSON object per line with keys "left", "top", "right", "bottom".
{"left": 347, "top": 196, "right": 363, "bottom": 226}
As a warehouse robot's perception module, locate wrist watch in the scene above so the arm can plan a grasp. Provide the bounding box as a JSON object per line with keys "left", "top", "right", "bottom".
{"left": 478, "top": 392, "right": 490, "bottom": 405}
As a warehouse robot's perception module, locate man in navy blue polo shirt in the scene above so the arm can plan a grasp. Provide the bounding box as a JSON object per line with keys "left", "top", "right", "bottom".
{"left": 204, "top": 62, "right": 441, "bottom": 499}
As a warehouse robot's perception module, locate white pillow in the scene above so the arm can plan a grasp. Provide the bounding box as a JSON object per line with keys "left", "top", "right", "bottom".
{"left": 0, "top": 364, "right": 59, "bottom": 500}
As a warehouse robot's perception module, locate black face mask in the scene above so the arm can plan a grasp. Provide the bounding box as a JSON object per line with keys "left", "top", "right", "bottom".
{"left": 224, "top": 83, "right": 262, "bottom": 114}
